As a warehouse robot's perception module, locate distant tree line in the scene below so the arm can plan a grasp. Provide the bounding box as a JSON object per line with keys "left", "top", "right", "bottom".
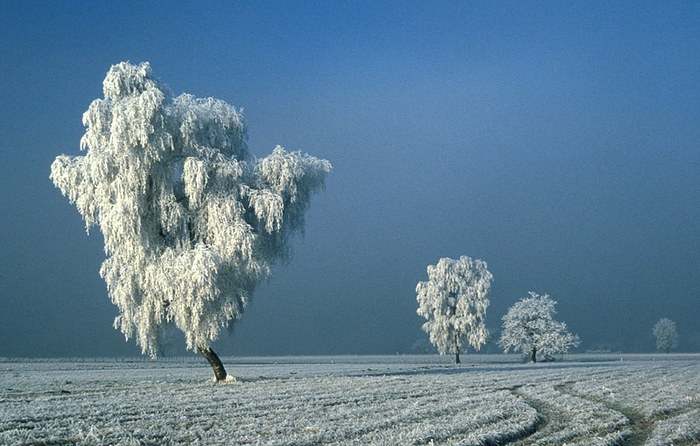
{"left": 415, "top": 255, "right": 680, "bottom": 363}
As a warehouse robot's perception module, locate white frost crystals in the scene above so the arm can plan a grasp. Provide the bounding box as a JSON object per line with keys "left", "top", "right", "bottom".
{"left": 50, "top": 62, "right": 331, "bottom": 357}
{"left": 652, "top": 318, "right": 679, "bottom": 353}
{"left": 498, "top": 292, "right": 580, "bottom": 363}
{"left": 416, "top": 256, "right": 493, "bottom": 363}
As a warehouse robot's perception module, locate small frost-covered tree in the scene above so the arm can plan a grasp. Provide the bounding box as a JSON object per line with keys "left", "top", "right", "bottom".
{"left": 653, "top": 318, "right": 679, "bottom": 353}
{"left": 498, "top": 292, "right": 579, "bottom": 363}
{"left": 50, "top": 62, "right": 331, "bottom": 380}
{"left": 416, "top": 256, "right": 493, "bottom": 364}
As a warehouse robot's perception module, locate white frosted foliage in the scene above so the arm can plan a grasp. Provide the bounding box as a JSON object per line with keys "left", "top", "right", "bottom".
{"left": 416, "top": 256, "right": 493, "bottom": 357}
{"left": 498, "top": 292, "right": 580, "bottom": 361}
{"left": 652, "top": 318, "right": 679, "bottom": 353}
{"left": 50, "top": 62, "right": 331, "bottom": 356}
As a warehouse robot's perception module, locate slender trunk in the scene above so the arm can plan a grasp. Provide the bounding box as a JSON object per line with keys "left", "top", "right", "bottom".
{"left": 455, "top": 334, "right": 461, "bottom": 364}
{"left": 531, "top": 346, "right": 537, "bottom": 363}
{"left": 199, "top": 345, "right": 227, "bottom": 381}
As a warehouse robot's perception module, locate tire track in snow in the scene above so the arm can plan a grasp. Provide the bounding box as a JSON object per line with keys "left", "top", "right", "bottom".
{"left": 554, "top": 382, "right": 648, "bottom": 445}
{"left": 557, "top": 381, "right": 700, "bottom": 446}
{"left": 503, "top": 384, "right": 556, "bottom": 445}
{"left": 3, "top": 359, "right": 698, "bottom": 445}
{"left": 502, "top": 381, "right": 631, "bottom": 445}
{"left": 313, "top": 386, "right": 540, "bottom": 445}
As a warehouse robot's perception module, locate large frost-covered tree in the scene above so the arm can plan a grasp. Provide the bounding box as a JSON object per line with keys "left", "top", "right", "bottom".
{"left": 653, "top": 318, "right": 679, "bottom": 353}
{"left": 416, "top": 256, "right": 493, "bottom": 364}
{"left": 498, "top": 292, "right": 579, "bottom": 363}
{"left": 50, "top": 62, "right": 331, "bottom": 380}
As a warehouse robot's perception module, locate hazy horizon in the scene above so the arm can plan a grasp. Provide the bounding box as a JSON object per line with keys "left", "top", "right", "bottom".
{"left": 1, "top": 2, "right": 698, "bottom": 358}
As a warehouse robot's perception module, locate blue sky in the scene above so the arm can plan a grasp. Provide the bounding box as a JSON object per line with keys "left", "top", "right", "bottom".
{"left": 1, "top": 1, "right": 698, "bottom": 356}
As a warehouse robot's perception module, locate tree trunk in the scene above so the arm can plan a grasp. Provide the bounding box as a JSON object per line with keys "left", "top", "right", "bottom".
{"left": 531, "top": 346, "right": 537, "bottom": 363}
{"left": 455, "top": 334, "right": 461, "bottom": 364}
{"left": 199, "top": 345, "right": 227, "bottom": 381}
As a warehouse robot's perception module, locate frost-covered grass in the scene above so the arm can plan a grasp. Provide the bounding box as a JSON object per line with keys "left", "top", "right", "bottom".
{"left": 1, "top": 355, "right": 698, "bottom": 445}
{"left": 515, "top": 382, "right": 630, "bottom": 445}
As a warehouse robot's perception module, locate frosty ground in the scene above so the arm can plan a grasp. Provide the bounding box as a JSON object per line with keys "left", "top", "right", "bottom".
{"left": 1, "top": 355, "right": 699, "bottom": 445}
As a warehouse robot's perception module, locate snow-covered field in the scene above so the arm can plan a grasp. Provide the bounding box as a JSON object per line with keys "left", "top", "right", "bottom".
{"left": 1, "top": 354, "right": 699, "bottom": 445}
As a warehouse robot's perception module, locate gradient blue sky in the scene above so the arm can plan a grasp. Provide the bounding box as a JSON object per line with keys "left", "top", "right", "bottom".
{"left": 1, "top": 1, "right": 698, "bottom": 357}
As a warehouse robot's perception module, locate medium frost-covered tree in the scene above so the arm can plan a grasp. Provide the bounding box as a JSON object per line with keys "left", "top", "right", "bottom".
{"left": 498, "top": 292, "right": 579, "bottom": 363}
{"left": 653, "top": 318, "right": 679, "bottom": 353}
{"left": 50, "top": 62, "right": 331, "bottom": 380}
{"left": 416, "top": 256, "right": 493, "bottom": 364}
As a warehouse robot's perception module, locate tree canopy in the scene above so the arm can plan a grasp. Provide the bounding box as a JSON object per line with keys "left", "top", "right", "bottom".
{"left": 653, "top": 318, "right": 679, "bottom": 353}
{"left": 51, "top": 62, "right": 331, "bottom": 359}
{"left": 498, "top": 292, "right": 579, "bottom": 362}
{"left": 416, "top": 256, "right": 493, "bottom": 363}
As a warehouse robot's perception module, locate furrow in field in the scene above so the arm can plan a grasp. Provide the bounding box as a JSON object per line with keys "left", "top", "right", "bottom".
{"left": 328, "top": 389, "right": 540, "bottom": 445}
{"left": 1, "top": 359, "right": 699, "bottom": 445}
{"left": 561, "top": 363, "right": 700, "bottom": 446}
{"left": 506, "top": 382, "right": 630, "bottom": 445}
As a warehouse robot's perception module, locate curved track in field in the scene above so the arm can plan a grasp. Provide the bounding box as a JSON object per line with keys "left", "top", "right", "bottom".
{"left": 1, "top": 358, "right": 698, "bottom": 445}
